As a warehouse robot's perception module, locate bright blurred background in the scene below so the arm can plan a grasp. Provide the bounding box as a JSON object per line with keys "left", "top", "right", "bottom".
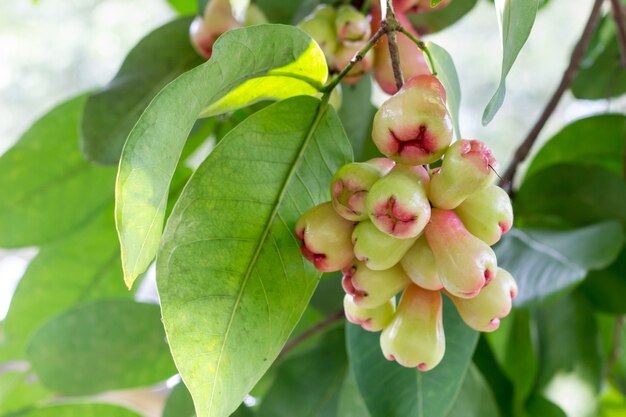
{"left": 1, "top": 1, "right": 624, "bottom": 415}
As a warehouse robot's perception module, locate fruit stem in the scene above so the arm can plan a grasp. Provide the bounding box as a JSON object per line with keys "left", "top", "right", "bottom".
{"left": 498, "top": 0, "right": 604, "bottom": 195}
{"left": 398, "top": 27, "right": 438, "bottom": 76}
{"left": 610, "top": 0, "right": 626, "bottom": 68}
{"left": 322, "top": 26, "right": 386, "bottom": 94}
{"left": 278, "top": 309, "right": 344, "bottom": 359}
{"left": 382, "top": 0, "right": 404, "bottom": 90}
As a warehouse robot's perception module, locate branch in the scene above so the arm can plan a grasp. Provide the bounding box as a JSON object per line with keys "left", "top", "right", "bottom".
{"left": 381, "top": 0, "right": 404, "bottom": 90}
{"left": 610, "top": 0, "right": 626, "bottom": 67}
{"left": 278, "top": 310, "right": 344, "bottom": 359}
{"left": 398, "top": 26, "right": 437, "bottom": 76}
{"left": 499, "top": 0, "right": 604, "bottom": 193}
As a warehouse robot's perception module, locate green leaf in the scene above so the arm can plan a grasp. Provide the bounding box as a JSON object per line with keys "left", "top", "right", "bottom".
{"left": 19, "top": 404, "right": 143, "bottom": 417}
{"left": 526, "top": 395, "right": 567, "bottom": 417}
{"left": 337, "top": 369, "right": 371, "bottom": 417}
{"left": 257, "top": 326, "right": 347, "bottom": 417}
{"left": 572, "top": 17, "right": 626, "bottom": 100}
{"left": 0, "top": 95, "right": 116, "bottom": 248}
{"left": 256, "top": 0, "right": 317, "bottom": 24}
{"left": 157, "top": 96, "right": 352, "bottom": 417}
{"left": 446, "top": 365, "right": 499, "bottom": 417}
{"left": 408, "top": 0, "right": 479, "bottom": 35}
{"left": 116, "top": 24, "right": 327, "bottom": 289}
{"left": 164, "top": 382, "right": 196, "bottom": 417}
{"left": 0, "top": 371, "right": 52, "bottom": 416}
{"left": 599, "top": 387, "right": 626, "bottom": 417}
{"left": 534, "top": 294, "right": 603, "bottom": 394}
{"left": 515, "top": 164, "right": 626, "bottom": 229}
{"left": 580, "top": 249, "right": 626, "bottom": 314}
{"left": 346, "top": 298, "right": 478, "bottom": 417}
{"left": 81, "top": 17, "right": 204, "bottom": 164}
{"left": 495, "top": 222, "right": 624, "bottom": 307}
{"left": 525, "top": 114, "right": 626, "bottom": 179}
{"left": 427, "top": 42, "right": 462, "bottom": 138}
{"left": 27, "top": 299, "right": 176, "bottom": 395}
{"left": 472, "top": 336, "right": 514, "bottom": 417}
{"left": 167, "top": 0, "right": 198, "bottom": 15}
{"left": 482, "top": 0, "right": 538, "bottom": 124}
{"left": 337, "top": 76, "right": 378, "bottom": 161}
{"left": 3, "top": 206, "right": 129, "bottom": 356}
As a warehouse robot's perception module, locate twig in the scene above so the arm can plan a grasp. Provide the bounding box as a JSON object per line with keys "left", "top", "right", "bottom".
{"left": 499, "top": 0, "right": 604, "bottom": 193}
{"left": 383, "top": 0, "right": 404, "bottom": 90}
{"left": 398, "top": 27, "right": 437, "bottom": 76}
{"left": 278, "top": 310, "right": 344, "bottom": 359}
{"left": 322, "top": 27, "right": 385, "bottom": 93}
{"left": 610, "top": 0, "right": 626, "bottom": 67}
{"left": 607, "top": 316, "right": 624, "bottom": 378}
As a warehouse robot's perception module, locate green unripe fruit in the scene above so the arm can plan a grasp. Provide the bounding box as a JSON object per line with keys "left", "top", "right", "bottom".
{"left": 449, "top": 267, "right": 518, "bottom": 332}
{"left": 400, "top": 235, "right": 443, "bottom": 291}
{"left": 295, "top": 202, "right": 355, "bottom": 272}
{"left": 366, "top": 165, "right": 431, "bottom": 239}
{"left": 352, "top": 221, "right": 416, "bottom": 270}
{"left": 331, "top": 162, "right": 385, "bottom": 221}
{"left": 344, "top": 294, "right": 395, "bottom": 332}
{"left": 428, "top": 140, "right": 498, "bottom": 209}
{"left": 454, "top": 185, "right": 513, "bottom": 245}
{"left": 342, "top": 260, "right": 410, "bottom": 308}
{"left": 425, "top": 209, "right": 497, "bottom": 298}
{"left": 380, "top": 285, "right": 445, "bottom": 370}
{"left": 371, "top": 75, "right": 453, "bottom": 165}
{"left": 298, "top": 5, "right": 338, "bottom": 62}
{"left": 335, "top": 5, "right": 371, "bottom": 43}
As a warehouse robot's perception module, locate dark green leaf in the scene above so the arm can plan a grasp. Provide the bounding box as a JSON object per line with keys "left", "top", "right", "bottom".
{"left": 164, "top": 382, "right": 195, "bottom": 417}
{"left": 81, "top": 17, "right": 204, "bottom": 164}
{"left": 515, "top": 164, "right": 626, "bottom": 229}
{"left": 0, "top": 371, "right": 51, "bottom": 416}
{"left": 0, "top": 95, "right": 115, "bottom": 248}
{"left": 482, "top": 0, "right": 538, "bottom": 124}
{"left": 337, "top": 368, "right": 371, "bottom": 417}
{"left": 257, "top": 326, "right": 347, "bottom": 417}
{"left": 116, "top": 24, "right": 327, "bottom": 288}
{"left": 27, "top": 299, "right": 176, "bottom": 395}
{"left": 427, "top": 42, "right": 462, "bottom": 138}
{"left": 534, "top": 294, "right": 603, "bottom": 393}
{"left": 580, "top": 249, "right": 626, "bottom": 314}
{"left": 446, "top": 365, "right": 499, "bottom": 417}
{"left": 525, "top": 114, "right": 626, "bottom": 179}
{"left": 347, "top": 298, "right": 477, "bottom": 417}
{"left": 256, "top": 0, "right": 317, "bottom": 24}
{"left": 572, "top": 16, "right": 626, "bottom": 100}
{"left": 19, "top": 404, "right": 143, "bottom": 417}
{"left": 337, "top": 76, "right": 378, "bottom": 161}
{"left": 157, "top": 96, "right": 352, "bottom": 417}
{"left": 473, "top": 336, "right": 514, "bottom": 417}
{"left": 495, "top": 222, "right": 624, "bottom": 307}
{"left": 409, "top": 0, "right": 479, "bottom": 35}
{"left": 3, "top": 206, "right": 128, "bottom": 356}
{"left": 525, "top": 395, "right": 567, "bottom": 417}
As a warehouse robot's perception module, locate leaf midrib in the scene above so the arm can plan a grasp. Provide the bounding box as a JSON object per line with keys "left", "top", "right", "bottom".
{"left": 207, "top": 98, "right": 329, "bottom": 415}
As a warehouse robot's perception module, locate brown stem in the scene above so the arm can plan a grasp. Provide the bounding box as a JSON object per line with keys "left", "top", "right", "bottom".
{"left": 499, "top": 0, "right": 605, "bottom": 193}
{"left": 278, "top": 310, "right": 344, "bottom": 359}
{"left": 382, "top": 0, "right": 404, "bottom": 90}
{"left": 611, "top": 0, "right": 626, "bottom": 67}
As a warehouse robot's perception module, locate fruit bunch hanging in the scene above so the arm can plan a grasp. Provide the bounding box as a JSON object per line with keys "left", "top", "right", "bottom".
{"left": 295, "top": 74, "right": 517, "bottom": 370}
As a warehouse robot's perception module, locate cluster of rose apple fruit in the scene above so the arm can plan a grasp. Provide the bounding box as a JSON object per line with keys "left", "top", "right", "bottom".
{"left": 295, "top": 73, "right": 517, "bottom": 370}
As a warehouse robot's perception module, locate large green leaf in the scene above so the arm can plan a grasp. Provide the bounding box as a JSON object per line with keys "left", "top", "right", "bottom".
{"left": 572, "top": 16, "right": 626, "bottom": 100}
{"left": 164, "top": 382, "right": 196, "bottom": 417}
{"left": 116, "top": 24, "right": 327, "bottom": 289}
{"left": 81, "top": 17, "right": 204, "bottom": 164}
{"left": 482, "top": 0, "right": 538, "bottom": 124}
{"left": 337, "top": 76, "right": 378, "bottom": 161}
{"left": 515, "top": 164, "right": 626, "bottom": 229}
{"left": 256, "top": 0, "right": 317, "bottom": 24}
{"left": 20, "top": 404, "right": 143, "bottom": 417}
{"left": 581, "top": 249, "right": 626, "bottom": 314}
{"left": 446, "top": 365, "right": 499, "bottom": 417}
{"left": 27, "top": 299, "right": 176, "bottom": 395}
{"left": 0, "top": 371, "right": 51, "bottom": 416}
{"left": 427, "top": 42, "right": 461, "bottom": 138}
{"left": 167, "top": 0, "right": 197, "bottom": 15}
{"left": 346, "top": 298, "right": 478, "bottom": 417}
{"left": 0, "top": 95, "right": 115, "bottom": 248}
{"left": 257, "top": 326, "right": 347, "bottom": 417}
{"left": 525, "top": 114, "right": 626, "bottom": 179}
{"left": 3, "top": 206, "right": 128, "bottom": 356}
{"left": 157, "top": 96, "right": 352, "bottom": 417}
{"left": 495, "top": 222, "right": 624, "bottom": 307}
{"left": 337, "top": 369, "right": 371, "bottom": 417}
{"left": 409, "top": 0, "right": 479, "bottom": 35}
